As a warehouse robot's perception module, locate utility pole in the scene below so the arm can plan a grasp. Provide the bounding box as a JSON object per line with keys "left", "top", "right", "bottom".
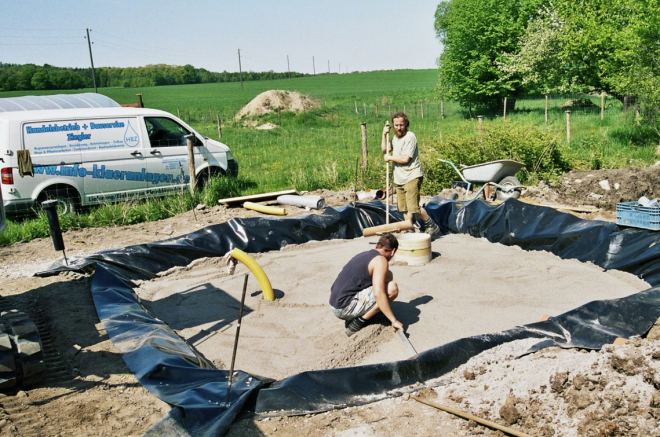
{"left": 312, "top": 56, "right": 316, "bottom": 75}
{"left": 84, "top": 28, "right": 98, "bottom": 93}
{"left": 287, "top": 54, "right": 291, "bottom": 79}
{"left": 237, "top": 48, "right": 243, "bottom": 89}
{"left": 327, "top": 59, "right": 330, "bottom": 74}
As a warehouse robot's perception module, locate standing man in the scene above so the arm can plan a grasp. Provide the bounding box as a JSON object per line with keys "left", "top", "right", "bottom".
{"left": 381, "top": 112, "right": 439, "bottom": 235}
{"left": 329, "top": 234, "right": 404, "bottom": 337}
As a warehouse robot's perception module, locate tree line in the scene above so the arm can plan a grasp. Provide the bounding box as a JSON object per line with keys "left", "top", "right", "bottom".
{"left": 0, "top": 63, "right": 307, "bottom": 91}
{"left": 434, "top": 0, "right": 658, "bottom": 128}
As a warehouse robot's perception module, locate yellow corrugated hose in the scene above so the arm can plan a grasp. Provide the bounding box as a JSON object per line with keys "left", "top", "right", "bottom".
{"left": 229, "top": 248, "right": 275, "bottom": 301}
{"left": 243, "top": 201, "right": 287, "bottom": 216}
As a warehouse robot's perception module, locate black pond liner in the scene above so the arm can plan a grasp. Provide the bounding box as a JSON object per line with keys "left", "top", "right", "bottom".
{"left": 38, "top": 198, "right": 660, "bottom": 436}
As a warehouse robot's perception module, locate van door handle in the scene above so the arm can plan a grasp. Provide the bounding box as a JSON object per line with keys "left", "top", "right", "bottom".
{"left": 130, "top": 151, "right": 142, "bottom": 156}
{"left": 150, "top": 150, "right": 161, "bottom": 155}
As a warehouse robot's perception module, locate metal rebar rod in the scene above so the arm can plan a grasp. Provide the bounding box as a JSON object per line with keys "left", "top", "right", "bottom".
{"left": 226, "top": 273, "right": 249, "bottom": 400}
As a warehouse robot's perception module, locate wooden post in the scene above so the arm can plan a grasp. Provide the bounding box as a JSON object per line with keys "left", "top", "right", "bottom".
{"left": 363, "top": 220, "right": 414, "bottom": 237}
{"left": 503, "top": 97, "right": 507, "bottom": 120}
{"left": 136, "top": 93, "right": 144, "bottom": 108}
{"left": 186, "top": 135, "right": 197, "bottom": 194}
{"left": 354, "top": 101, "right": 359, "bottom": 114}
{"left": 384, "top": 121, "right": 391, "bottom": 225}
{"left": 440, "top": 99, "right": 445, "bottom": 119}
{"left": 600, "top": 92, "right": 605, "bottom": 120}
{"left": 477, "top": 115, "right": 484, "bottom": 133}
{"left": 216, "top": 114, "right": 222, "bottom": 139}
{"left": 565, "top": 110, "right": 571, "bottom": 144}
{"left": 544, "top": 95, "right": 548, "bottom": 124}
{"left": 420, "top": 102, "right": 424, "bottom": 119}
{"left": 360, "top": 123, "right": 368, "bottom": 177}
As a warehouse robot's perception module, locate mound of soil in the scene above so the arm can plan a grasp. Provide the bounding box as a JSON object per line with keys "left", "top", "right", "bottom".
{"left": 524, "top": 165, "right": 660, "bottom": 210}
{"left": 234, "top": 90, "right": 320, "bottom": 121}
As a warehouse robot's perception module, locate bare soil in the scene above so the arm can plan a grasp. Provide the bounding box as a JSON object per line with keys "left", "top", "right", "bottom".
{"left": 523, "top": 164, "right": 660, "bottom": 211}
{"left": 0, "top": 170, "right": 658, "bottom": 436}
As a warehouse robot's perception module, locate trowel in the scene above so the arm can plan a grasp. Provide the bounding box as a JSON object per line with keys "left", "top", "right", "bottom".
{"left": 396, "top": 329, "right": 418, "bottom": 356}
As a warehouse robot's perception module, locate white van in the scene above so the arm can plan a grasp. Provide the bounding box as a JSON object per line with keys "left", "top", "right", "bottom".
{"left": 0, "top": 94, "right": 237, "bottom": 214}
{"left": 0, "top": 187, "right": 5, "bottom": 230}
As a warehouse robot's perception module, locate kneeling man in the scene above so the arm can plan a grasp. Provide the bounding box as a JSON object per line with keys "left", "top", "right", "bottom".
{"left": 329, "top": 234, "right": 403, "bottom": 336}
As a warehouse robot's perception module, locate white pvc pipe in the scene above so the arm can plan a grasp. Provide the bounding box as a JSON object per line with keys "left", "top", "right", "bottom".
{"left": 276, "top": 195, "right": 326, "bottom": 209}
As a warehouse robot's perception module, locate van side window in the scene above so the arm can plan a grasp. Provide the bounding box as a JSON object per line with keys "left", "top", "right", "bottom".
{"left": 145, "top": 117, "right": 192, "bottom": 148}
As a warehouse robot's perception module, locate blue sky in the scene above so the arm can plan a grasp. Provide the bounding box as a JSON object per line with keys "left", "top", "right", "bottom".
{"left": 0, "top": 0, "right": 442, "bottom": 73}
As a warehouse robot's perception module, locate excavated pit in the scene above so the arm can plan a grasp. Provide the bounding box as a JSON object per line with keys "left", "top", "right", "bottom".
{"left": 133, "top": 234, "right": 649, "bottom": 380}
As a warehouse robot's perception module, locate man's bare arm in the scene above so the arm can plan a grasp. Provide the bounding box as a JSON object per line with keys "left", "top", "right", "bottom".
{"left": 371, "top": 256, "right": 399, "bottom": 326}
{"left": 384, "top": 154, "right": 411, "bottom": 165}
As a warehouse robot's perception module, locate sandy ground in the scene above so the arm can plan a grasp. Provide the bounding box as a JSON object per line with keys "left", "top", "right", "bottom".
{"left": 0, "top": 187, "right": 657, "bottom": 436}
{"left": 135, "top": 235, "right": 649, "bottom": 380}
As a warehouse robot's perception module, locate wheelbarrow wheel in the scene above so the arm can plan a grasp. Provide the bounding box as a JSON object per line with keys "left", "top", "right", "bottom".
{"left": 496, "top": 176, "right": 522, "bottom": 201}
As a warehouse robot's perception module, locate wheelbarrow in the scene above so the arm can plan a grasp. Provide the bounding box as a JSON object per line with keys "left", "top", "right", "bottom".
{"left": 439, "top": 159, "right": 524, "bottom": 201}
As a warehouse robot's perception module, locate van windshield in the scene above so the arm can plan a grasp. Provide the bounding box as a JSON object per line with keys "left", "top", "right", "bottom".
{"left": 145, "top": 117, "right": 191, "bottom": 147}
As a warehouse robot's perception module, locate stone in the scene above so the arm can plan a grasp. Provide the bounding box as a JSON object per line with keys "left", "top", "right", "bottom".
{"left": 499, "top": 394, "right": 520, "bottom": 425}
{"left": 598, "top": 180, "right": 611, "bottom": 191}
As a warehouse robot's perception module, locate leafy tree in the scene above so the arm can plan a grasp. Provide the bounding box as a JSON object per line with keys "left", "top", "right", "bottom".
{"left": 434, "top": 0, "right": 542, "bottom": 114}
{"left": 30, "top": 69, "right": 51, "bottom": 90}
{"left": 497, "top": 7, "right": 568, "bottom": 94}
{"left": 499, "top": 0, "right": 658, "bottom": 131}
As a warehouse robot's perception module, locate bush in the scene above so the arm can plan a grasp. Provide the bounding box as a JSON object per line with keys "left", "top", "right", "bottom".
{"left": 422, "top": 124, "right": 570, "bottom": 193}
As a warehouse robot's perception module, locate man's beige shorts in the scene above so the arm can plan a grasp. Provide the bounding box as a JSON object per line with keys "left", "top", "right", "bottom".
{"left": 395, "top": 177, "right": 422, "bottom": 214}
{"left": 332, "top": 287, "right": 376, "bottom": 320}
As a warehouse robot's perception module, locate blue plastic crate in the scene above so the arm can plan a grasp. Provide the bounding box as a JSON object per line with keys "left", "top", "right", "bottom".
{"left": 616, "top": 202, "right": 660, "bottom": 231}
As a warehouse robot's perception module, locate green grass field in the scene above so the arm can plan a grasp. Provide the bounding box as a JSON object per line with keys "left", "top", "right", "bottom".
{"left": 1, "top": 69, "right": 657, "bottom": 245}
{"left": 99, "top": 70, "right": 656, "bottom": 192}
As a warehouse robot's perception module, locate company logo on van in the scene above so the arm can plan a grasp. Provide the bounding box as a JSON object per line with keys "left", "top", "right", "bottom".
{"left": 123, "top": 121, "right": 140, "bottom": 147}
{"left": 24, "top": 118, "right": 141, "bottom": 153}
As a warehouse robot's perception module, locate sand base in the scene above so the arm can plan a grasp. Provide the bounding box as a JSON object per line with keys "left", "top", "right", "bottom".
{"left": 134, "top": 234, "right": 649, "bottom": 380}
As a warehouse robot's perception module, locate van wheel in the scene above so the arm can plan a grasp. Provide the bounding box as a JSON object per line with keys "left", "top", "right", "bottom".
{"left": 37, "top": 188, "right": 80, "bottom": 215}
{"left": 196, "top": 167, "right": 222, "bottom": 191}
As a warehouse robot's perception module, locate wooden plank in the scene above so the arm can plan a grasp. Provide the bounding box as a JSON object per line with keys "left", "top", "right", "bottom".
{"left": 217, "top": 189, "right": 298, "bottom": 206}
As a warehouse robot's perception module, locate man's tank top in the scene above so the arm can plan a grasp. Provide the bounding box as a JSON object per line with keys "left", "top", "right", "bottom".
{"left": 329, "top": 249, "right": 380, "bottom": 309}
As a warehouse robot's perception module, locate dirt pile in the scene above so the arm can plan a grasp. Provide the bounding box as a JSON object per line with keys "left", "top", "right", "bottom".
{"left": 428, "top": 337, "right": 660, "bottom": 436}
{"left": 524, "top": 165, "right": 660, "bottom": 210}
{"left": 234, "top": 90, "right": 320, "bottom": 121}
